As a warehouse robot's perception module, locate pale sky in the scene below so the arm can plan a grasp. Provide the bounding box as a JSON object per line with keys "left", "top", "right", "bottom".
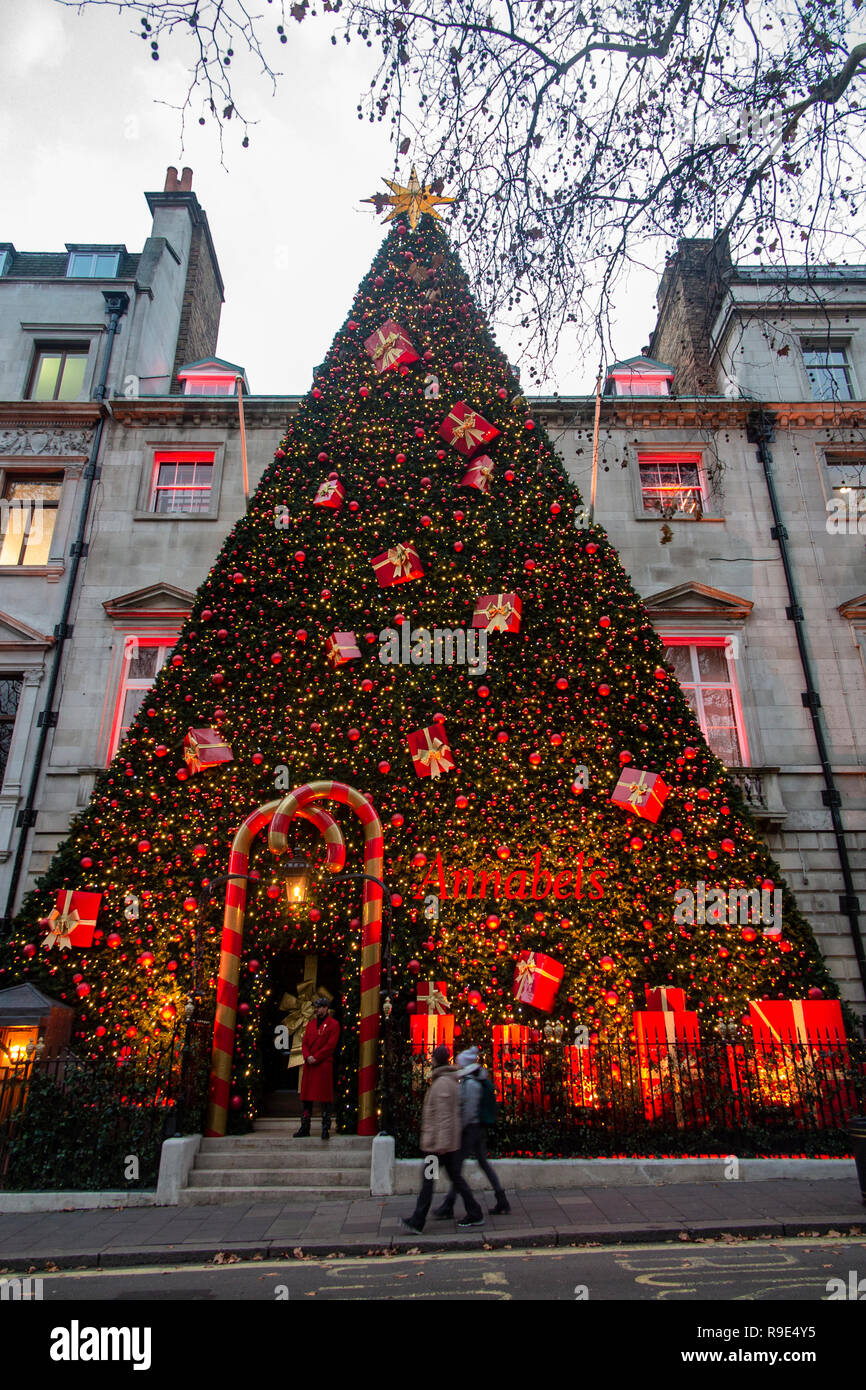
{"left": 0, "top": 0, "right": 659, "bottom": 396}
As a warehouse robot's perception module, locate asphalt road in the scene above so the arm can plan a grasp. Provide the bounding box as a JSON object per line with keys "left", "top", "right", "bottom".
{"left": 20, "top": 1237, "right": 866, "bottom": 1301}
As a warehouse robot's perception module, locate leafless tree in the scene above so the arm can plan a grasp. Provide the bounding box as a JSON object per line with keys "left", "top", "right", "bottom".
{"left": 58, "top": 1, "right": 866, "bottom": 376}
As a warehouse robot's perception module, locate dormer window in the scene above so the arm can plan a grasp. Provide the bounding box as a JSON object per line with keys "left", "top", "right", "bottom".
{"left": 66, "top": 250, "right": 120, "bottom": 279}
{"left": 177, "top": 358, "right": 248, "bottom": 396}
{"left": 0, "top": 248, "right": 10, "bottom": 278}
{"left": 605, "top": 356, "right": 674, "bottom": 397}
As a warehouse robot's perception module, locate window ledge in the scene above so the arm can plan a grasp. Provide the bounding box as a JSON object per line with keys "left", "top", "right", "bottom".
{"left": 633, "top": 515, "right": 725, "bottom": 523}
{"left": 132, "top": 510, "right": 219, "bottom": 522}
{"left": 0, "top": 564, "right": 65, "bottom": 579}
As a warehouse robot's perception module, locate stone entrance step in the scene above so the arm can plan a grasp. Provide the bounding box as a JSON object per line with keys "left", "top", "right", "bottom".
{"left": 181, "top": 1130, "right": 374, "bottom": 1205}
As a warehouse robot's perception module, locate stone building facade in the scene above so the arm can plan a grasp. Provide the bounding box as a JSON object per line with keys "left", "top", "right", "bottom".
{"left": 0, "top": 186, "right": 863, "bottom": 1018}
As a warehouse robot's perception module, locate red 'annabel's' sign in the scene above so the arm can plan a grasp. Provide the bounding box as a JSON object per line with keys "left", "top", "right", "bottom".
{"left": 413, "top": 851, "right": 606, "bottom": 902}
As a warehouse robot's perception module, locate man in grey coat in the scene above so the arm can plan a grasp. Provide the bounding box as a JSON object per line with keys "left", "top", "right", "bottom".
{"left": 401, "top": 1044, "right": 484, "bottom": 1233}
{"left": 434, "top": 1046, "right": 510, "bottom": 1218}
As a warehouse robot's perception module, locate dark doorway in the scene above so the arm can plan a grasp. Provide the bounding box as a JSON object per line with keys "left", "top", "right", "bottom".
{"left": 260, "top": 948, "right": 342, "bottom": 1116}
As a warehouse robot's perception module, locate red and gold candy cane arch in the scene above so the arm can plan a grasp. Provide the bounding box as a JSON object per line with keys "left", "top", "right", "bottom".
{"left": 205, "top": 781, "right": 385, "bottom": 1138}
{"left": 205, "top": 797, "right": 346, "bottom": 1138}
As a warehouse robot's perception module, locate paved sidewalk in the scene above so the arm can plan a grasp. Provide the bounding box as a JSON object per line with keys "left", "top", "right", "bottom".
{"left": 0, "top": 1178, "right": 863, "bottom": 1270}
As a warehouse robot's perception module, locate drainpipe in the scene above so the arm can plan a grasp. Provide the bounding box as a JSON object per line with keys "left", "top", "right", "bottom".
{"left": 2, "top": 290, "right": 130, "bottom": 924}
{"left": 746, "top": 407, "right": 866, "bottom": 999}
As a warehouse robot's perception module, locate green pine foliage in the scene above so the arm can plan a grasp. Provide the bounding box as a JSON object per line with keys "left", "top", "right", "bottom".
{"left": 1, "top": 213, "right": 840, "bottom": 1132}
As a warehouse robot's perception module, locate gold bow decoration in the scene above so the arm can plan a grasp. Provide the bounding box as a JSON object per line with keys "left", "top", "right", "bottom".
{"left": 279, "top": 956, "right": 333, "bottom": 1068}
{"left": 386, "top": 543, "right": 416, "bottom": 578}
{"left": 483, "top": 599, "right": 516, "bottom": 633}
{"left": 316, "top": 480, "right": 339, "bottom": 501}
{"left": 626, "top": 771, "right": 650, "bottom": 806}
{"left": 370, "top": 328, "right": 404, "bottom": 371}
{"left": 416, "top": 729, "right": 454, "bottom": 779}
{"left": 42, "top": 904, "right": 80, "bottom": 952}
{"left": 418, "top": 983, "right": 448, "bottom": 1015}
{"left": 448, "top": 410, "right": 486, "bottom": 450}
{"left": 515, "top": 952, "right": 559, "bottom": 1003}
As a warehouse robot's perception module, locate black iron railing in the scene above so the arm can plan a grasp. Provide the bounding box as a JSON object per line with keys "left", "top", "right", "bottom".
{"left": 0, "top": 1021, "right": 212, "bottom": 1192}
{"left": 385, "top": 1031, "right": 866, "bottom": 1159}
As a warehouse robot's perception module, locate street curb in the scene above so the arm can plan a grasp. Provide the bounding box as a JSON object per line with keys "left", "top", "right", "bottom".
{"left": 1, "top": 1216, "right": 863, "bottom": 1273}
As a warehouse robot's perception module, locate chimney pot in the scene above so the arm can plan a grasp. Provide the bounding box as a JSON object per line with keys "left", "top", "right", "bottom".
{"left": 164, "top": 166, "right": 180, "bottom": 193}
{"left": 179, "top": 167, "right": 193, "bottom": 192}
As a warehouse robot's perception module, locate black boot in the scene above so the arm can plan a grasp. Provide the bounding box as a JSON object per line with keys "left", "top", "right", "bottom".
{"left": 321, "top": 1111, "right": 331, "bottom": 1142}
{"left": 489, "top": 1193, "right": 511, "bottom": 1215}
{"left": 293, "top": 1113, "right": 311, "bottom": 1138}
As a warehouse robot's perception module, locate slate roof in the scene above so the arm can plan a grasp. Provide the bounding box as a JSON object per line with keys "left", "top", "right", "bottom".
{"left": 1, "top": 250, "right": 141, "bottom": 280}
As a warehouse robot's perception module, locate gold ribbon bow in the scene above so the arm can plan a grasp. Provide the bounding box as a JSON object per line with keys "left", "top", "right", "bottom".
{"left": 448, "top": 410, "right": 486, "bottom": 449}
{"left": 418, "top": 983, "right": 448, "bottom": 1015}
{"left": 383, "top": 544, "right": 414, "bottom": 579}
{"left": 483, "top": 598, "right": 515, "bottom": 633}
{"left": 280, "top": 957, "right": 333, "bottom": 1068}
{"left": 416, "top": 730, "right": 453, "bottom": 778}
{"left": 43, "top": 901, "right": 80, "bottom": 952}
{"left": 515, "top": 952, "right": 559, "bottom": 1003}
{"left": 371, "top": 329, "right": 403, "bottom": 370}
{"left": 626, "top": 771, "right": 650, "bottom": 806}
{"left": 316, "top": 480, "right": 339, "bottom": 501}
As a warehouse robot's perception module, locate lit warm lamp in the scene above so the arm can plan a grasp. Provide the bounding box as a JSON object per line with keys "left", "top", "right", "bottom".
{"left": 283, "top": 848, "right": 312, "bottom": 907}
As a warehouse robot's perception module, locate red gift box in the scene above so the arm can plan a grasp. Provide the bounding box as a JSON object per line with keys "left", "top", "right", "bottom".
{"left": 471, "top": 593, "right": 522, "bottom": 635}
{"left": 410, "top": 1012, "right": 455, "bottom": 1052}
{"left": 438, "top": 401, "right": 500, "bottom": 457}
{"left": 371, "top": 542, "right": 424, "bottom": 587}
{"left": 644, "top": 985, "right": 688, "bottom": 1012}
{"left": 460, "top": 454, "right": 495, "bottom": 494}
{"left": 408, "top": 724, "right": 456, "bottom": 780}
{"left": 567, "top": 1043, "right": 600, "bottom": 1109}
{"left": 634, "top": 1009, "right": 702, "bottom": 1124}
{"left": 42, "top": 889, "right": 102, "bottom": 951}
{"left": 610, "top": 767, "right": 669, "bottom": 823}
{"left": 364, "top": 319, "right": 419, "bottom": 374}
{"left": 417, "top": 981, "right": 448, "bottom": 1015}
{"left": 513, "top": 950, "right": 564, "bottom": 1013}
{"left": 748, "top": 999, "right": 847, "bottom": 1052}
{"left": 314, "top": 477, "right": 344, "bottom": 510}
{"left": 326, "top": 631, "right": 362, "bottom": 668}
{"left": 183, "top": 727, "right": 233, "bottom": 773}
{"left": 492, "top": 1024, "right": 543, "bottom": 1107}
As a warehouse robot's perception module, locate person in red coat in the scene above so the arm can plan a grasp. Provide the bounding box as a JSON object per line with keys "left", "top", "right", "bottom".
{"left": 294, "top": 997, "right": 340, "bottom": 1140}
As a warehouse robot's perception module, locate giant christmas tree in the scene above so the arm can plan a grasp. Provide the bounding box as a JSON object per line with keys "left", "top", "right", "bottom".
{"left": 3, "top": 174, "right": 841, "bottom": 1134}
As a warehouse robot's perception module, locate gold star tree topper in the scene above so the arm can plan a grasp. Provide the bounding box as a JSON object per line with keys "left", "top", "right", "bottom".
{"left": 363, "top": 166, "right": 455, "bottom": 230}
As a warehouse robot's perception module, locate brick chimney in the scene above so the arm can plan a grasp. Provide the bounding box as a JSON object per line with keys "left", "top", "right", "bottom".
{"left": 163, "top": 166, "right": 194, "bottom": 193}
{"left": 146, "top": 169, "right": 224, "bottom": 393}
{"left": 648, "top": 235, "right": 733, "bottom": 396}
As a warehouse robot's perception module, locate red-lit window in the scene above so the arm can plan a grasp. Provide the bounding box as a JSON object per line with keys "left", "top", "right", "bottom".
{"left": 639, "top": 453, "right": 705, "bottom": 518}
{"left": 108, "top": 637, "right": 176, "bottom": 760}
{"left": 150, "top": 450, "right": 214, "bottom": 514}
{"left": 181, "top": 376, "right": 235, "bottom": 396}
{"left": 662, "top": 638, "right": 748, "bottom": 766}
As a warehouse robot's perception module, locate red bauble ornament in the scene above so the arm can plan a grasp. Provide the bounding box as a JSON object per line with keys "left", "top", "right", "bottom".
{"left": 598, "top": 684, "right": 610, "bottom": 697}
{"left": 407, "top": 959, "right": 421, "bottom": 974}
{"left": 550, "top": 502, "right": 561, "bottom": 516}
{"left": 192, "top": 844, "right": 207, "bottom": 858}
{"left": 467, "top": 989, "right": 482, "bottom": 1007}
{"left": 266, "top": 884, "right": 281, "bottom": 899}
{"left": 137, "top": 840, "right": 151, "bottom": 853}
{"left": 378, "top": 761, "right": 391, "bottom": 774}
{"left": 23, "top": 943, "right": 37, "bottom": 958}
{"left": 807, "top": 986, "right": 824, "bottom": 1000}
{"left": 348, "top": 728, "right": 361, "bottom": 741}
{"left": 524, "top": 559, "right": 536, "bottom": 572}
{"left": 599, "top": 956, "right": 615, "bottom": 972}
{"left": 684, "top": 746, "right": 697, "bottom": 759}
{"left": 80, "top": 856, "right": 93, "bottom": 869}
{"left": 391, "top": 814, "right": 404, "bottom": 828}
{"left": 107, "top": 933, "right": 122, "bottom": 949}
{"left": 604, "top": 990, "right": 618, "bottom": 1007}
{"left": 294, "top": 551, "right": 306, "bottom": 563}
{"left": 455, "top": 795, "right": 468, "bottom": 809}
{"left": 528, "top": 751, "right": 542, "bottom": 766}
{"left": 308, "top": 908, "right": 321, "bottom": 922}
{"left": 230, "top": 1095, "right": 243, "bottom": 1111}
{"left": 232, "top": 572, "right": 245, "bottom": 586}
{"left": 248, "top": 959, "right": 260, "bottom": 974}
{"left": 271, "top": 651, "right": 283, "bottom": 664}
{"left": 741, "top": 926, "right": 758, "bottom": 943}
{"left": 721, "top": 838, "right": 735, "bottom": 854}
